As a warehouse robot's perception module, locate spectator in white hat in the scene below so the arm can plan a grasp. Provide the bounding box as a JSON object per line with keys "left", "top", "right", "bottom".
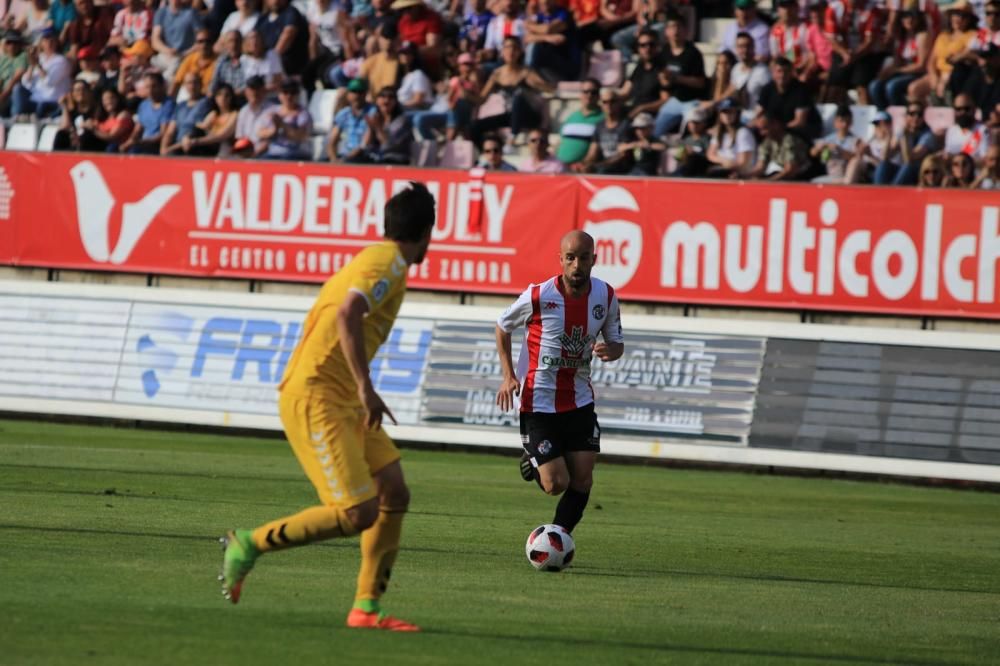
{"left": 619, "top": 111, "right": 664, "bottom": 176}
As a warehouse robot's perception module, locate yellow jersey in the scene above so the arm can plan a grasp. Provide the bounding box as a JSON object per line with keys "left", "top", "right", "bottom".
{"left": 279, "top": 241, "right": 408, "bottom": 403}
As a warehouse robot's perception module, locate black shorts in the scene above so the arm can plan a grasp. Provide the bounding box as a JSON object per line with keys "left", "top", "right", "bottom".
{"left": 519, "top": 403, "right": 601, "bottom": 467}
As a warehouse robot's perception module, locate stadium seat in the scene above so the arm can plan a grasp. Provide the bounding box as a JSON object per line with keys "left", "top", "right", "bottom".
{"left": 310, "top": 134, "right": 326, "bottom": 162}
{"left": 699, "top": 17, "right": 735, "bottom": 47}
{"left": 924, "top": 107, "right": 955, "bottom": 134}
{"left": 587, "top": 49, "right": 623, "bottom": 88}
{"left": 36, "top": 124, "right": 59, "bottom": 152}
{"left": 817, "top": 103, "right": 838, "bottom": 136}
{"left": 411, "top": 139, "right": 439, "bottom": 167}
{"left": 439, "top": 139, "right": 475, "bottom": 169}
{"left": 557, "top": 81, "right": 583, "bottom": 96}
{"left": 700, "top": 49, "right": 718, "bottom": 80}
{"left": 505, "top": 153, "right": 531, "bottom": 171}
{"left": 849, "top": 105, "right": 877, "bottom": 140}
{"left": 5, "top": 123, "right": 38, "bottom": 151}
{"left": 308, "top": 88, "right": 341, "bottom": 135}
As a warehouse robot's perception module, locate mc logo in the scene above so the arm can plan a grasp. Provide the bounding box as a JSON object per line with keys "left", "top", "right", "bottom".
{"left": 70, "top": 160, "right": 180, "bottom": 264}
{"left": 582, "top": 185, "right": 643, "bottom": 289}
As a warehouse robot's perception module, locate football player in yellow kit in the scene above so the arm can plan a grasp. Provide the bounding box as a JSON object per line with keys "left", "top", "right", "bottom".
{"left": 219, "top": 183, "right": 435, "bottom": 632}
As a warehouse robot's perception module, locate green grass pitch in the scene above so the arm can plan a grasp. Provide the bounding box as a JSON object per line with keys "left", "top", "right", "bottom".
{"left": 1, "top": 418, "right": 999, "bottom": 665}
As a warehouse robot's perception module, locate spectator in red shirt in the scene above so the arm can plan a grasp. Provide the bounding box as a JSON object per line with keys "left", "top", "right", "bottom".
{"left": 571, "top": 0, "right": 633, "bottom": 52}
{"left": 393, "top": 0, "right": 442, "bottom": 48}
{"left": 570, "top": 0, "right": 601, "bottom": 49}
{"left": 392, "top": 0, "right": 443, "bottom": 73}
{"left": 66, "top": 0, "right": 114, "bottom": 60}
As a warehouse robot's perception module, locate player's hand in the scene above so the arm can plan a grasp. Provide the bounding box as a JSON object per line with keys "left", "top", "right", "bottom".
{"left": 593, "top": 342, "right": 613, "bottom": 361}
{"left": 359, "top": 385, "right": 397, "bottom": 431}
{"left": 496, "top": 376, "right": 520, "bottom": 412}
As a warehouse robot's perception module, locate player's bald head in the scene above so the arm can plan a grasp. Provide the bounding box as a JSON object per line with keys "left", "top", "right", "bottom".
{"left": 558, "top": 230, "right": 596, "bottom": 294}
{"left": 560, "top": 230, "right": 594, "bottom": 256}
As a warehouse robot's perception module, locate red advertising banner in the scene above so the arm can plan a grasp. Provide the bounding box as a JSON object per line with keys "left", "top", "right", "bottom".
{"left": 1, "top": 152, "right": 999, "bottom": 318}
{"left": 578, "top": 177, "right": 1000, "bottom": 319}
{"left": 0, "top": 152, "right": 574, "bottom": 293}
{"left": 0, "top": 152, "right": 16, "bottom": 265}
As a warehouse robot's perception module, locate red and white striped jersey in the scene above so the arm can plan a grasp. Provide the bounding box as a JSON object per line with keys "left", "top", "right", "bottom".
{"left": 498, "top": 275, "right": 624, "bottom": 414}
{"left": 770, "top": 21, "right": 810, "bottom": 67}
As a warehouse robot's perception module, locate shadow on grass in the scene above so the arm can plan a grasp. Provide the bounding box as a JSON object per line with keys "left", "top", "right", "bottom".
{"left": 0, "top": 524, "right": 506, "bottom": 559}
{"left": 3, "top": 524, "right": 997, "bottom": 598}
{"left": 568, "top": 564, "right": 1000, "bottom": 596}
{"left": 418, "top": 627, "right": 952, "bottom": 665}
{"left": 0, "top": 462, "right": 302, "bottom": 483}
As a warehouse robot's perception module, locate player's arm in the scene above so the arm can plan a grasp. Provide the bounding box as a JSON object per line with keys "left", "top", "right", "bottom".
{"left": 495, "top": 324, "right": 520, "bottom": 412}
{"left": 594, "top": 292, "right": 624, "bottom": 362}
{"left": 336, "top": 291, "right": 397, "bottom": 430}
{"left": 495, "top": 287, "right": 534, "bottom": 412}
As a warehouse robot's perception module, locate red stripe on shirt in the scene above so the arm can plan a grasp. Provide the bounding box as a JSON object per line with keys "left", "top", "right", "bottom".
{"left": 590, "top": 282, "right": 616, "bottom": 404}
{"left": 520, "top": 284, "right": 542, "bottom": 413}
{"left": 555, "top": 280, "right": 590, "bottom": 412}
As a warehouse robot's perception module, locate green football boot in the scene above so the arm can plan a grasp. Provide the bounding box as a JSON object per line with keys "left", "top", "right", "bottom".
{"left": 218, "top": 529, "right": 258, "bottom": 604}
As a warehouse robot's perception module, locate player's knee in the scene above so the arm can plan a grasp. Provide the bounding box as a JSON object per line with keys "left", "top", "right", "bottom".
{"left": 381, "top": 481, "right": 410, "bottom": 510}
{"left": 346, "top": 501, "right": 379, "bottom": 532}
{"left": 543, "top": 477, "right": 568, "bottom": 495}
{"left": 570, "top": 476, "right": 593, "bottom": 493}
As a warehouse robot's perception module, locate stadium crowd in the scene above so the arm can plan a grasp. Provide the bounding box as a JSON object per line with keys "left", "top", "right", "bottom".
{"left": 0, "top": 0, "right": 997, "bottom": 187}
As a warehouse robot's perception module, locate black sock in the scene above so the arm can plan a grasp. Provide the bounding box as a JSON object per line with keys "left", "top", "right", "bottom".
{"left": 553, "top": 488, "right": 590, "bottom": 533}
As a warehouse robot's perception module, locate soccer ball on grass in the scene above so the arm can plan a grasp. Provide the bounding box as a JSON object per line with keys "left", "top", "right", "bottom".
{"left": 525, "top": 524, "right": 575, "bottom": 572}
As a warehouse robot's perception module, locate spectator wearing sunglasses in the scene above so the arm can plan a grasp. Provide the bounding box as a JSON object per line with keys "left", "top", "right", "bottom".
{"left": 944, "top": 93, "right": 990, "bottom": 164}
{"left": 578, "top": 89, "right": 631, "bottom": 174}
{"left": 555, "top": 78, "right": 603, "bottom": 169}
{"left": 479, "top": 132, "right": 518, "bottom": 171}
{"left": 523, "top": 128, "right": 566, "bottom": 173}
{"left": 616, "top": 27, "right": 664, "bottom": 119}
{"left": 875, "top": 101, "right": 939, "bottom": 185}
{"left": 171, "top": 27, "right": 216, "bottom": 98}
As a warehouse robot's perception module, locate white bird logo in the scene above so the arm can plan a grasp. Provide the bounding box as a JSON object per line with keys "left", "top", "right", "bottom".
{"left": 70, "top": 160, "right": 181, "bottom": 264}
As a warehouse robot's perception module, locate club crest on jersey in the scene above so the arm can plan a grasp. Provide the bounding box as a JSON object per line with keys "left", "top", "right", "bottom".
{"left": 537, "top": 440, "right": 552, "bottom": 455}
{"left": 558, "top": 326, "right": 591, "bottom": 358}
{"left": 592, "top": 304, "right": 605, "bottom": 320}
{"left": 372, "top": 278, "right": 389, "bottom": 303}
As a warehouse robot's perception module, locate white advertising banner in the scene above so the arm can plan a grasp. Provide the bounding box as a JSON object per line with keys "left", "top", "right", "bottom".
{"left": 2, "top": 280, "right": 1000, "bottom": 484}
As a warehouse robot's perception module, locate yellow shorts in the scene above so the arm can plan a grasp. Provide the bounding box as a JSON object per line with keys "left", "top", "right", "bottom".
{"left": 278, "top": 392, "right": 400, "bottom": 508}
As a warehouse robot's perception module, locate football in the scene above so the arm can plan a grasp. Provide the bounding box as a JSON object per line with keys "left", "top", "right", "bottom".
{"left": 525, "top": 524, "right": 575, "bottom": 572}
